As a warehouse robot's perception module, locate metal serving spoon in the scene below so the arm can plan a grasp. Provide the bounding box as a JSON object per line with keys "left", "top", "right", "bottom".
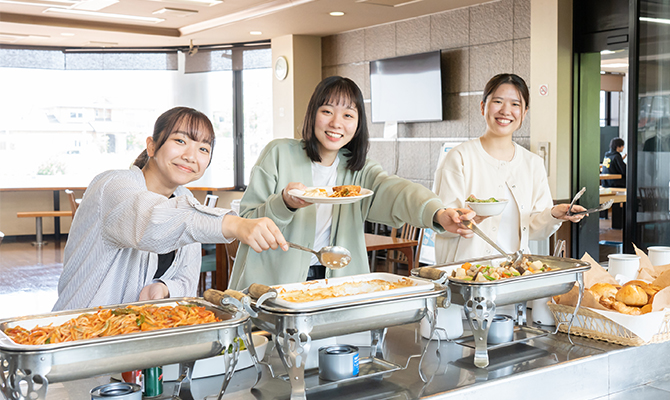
{"left": 287, "top": 242, "right": 352, "bottom": 269}
{"left": 456, "top": 210, "right": 523, "bottom": 265}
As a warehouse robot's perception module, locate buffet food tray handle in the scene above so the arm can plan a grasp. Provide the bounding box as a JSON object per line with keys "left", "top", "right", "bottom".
{"left": 205, "top": 289, "right": 257, "bottom": 317}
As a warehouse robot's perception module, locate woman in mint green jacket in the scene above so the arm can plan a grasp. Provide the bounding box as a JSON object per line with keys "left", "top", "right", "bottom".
{"left": 228, "top": 76, "right": 473, "bottom": 289}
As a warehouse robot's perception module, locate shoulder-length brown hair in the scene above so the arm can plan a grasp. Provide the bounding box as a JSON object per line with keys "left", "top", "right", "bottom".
{"left": 482, "top": 73, "right": 530, "bottom": 109}
{"left": 133, "top": 107, "right": 215, "bottom": 169}
{"left": 302, "top": 76, "right": 369, "bottom": 171}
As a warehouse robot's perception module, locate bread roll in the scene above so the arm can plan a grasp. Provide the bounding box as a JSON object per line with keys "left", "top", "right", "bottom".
{"left": 588, "top": 282, "right": 619, "bottom": 301}
{"left": 615, "top": 285, "right": 648, "bottom": 307}
{"left": 600, "top": 296, "right": 643, "bottom": 315}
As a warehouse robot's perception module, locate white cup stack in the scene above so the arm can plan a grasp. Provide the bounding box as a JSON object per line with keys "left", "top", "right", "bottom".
{"left": 607, "top": 254, "right": 640, "bottom": 284}
{"left": 648, "top": 246, "right": 670, "bottom": 267}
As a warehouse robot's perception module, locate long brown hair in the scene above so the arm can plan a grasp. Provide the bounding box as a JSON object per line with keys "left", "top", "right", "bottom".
{"left": 301, "top": 76, "right": 369, "bottom": 171}
{"left": 134, "top": 107, "right": 215, "bottom": 169}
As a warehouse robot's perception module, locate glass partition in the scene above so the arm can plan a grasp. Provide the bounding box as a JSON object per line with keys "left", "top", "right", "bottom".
{"left": 635, "top": 1, "right": 670, "bottom": 248}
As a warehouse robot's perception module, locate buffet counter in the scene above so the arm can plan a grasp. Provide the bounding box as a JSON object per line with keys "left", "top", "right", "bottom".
{"left": 41, "top": 316, "right": 670, "bottom": 400}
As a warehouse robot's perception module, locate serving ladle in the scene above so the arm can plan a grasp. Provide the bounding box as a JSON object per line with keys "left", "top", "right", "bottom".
{"left": 456, "top": 210, "right": 523, "bottom": 266}
{"left": 287, "top": 242, "right": 352, "bottom": 269}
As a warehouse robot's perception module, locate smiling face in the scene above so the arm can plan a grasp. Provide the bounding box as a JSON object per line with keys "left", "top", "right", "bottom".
{"left": 145, "top": 123, "right": 212, "bottom": 194}
{"left": 481, "top": 83, "right": 528, "bottom": 138}
{"left": 313, "top": 96, "right": 359, "bottom": 165}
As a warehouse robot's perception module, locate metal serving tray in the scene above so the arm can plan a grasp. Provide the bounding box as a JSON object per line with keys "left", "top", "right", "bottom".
{"left": 247, "top": 279, "right": 450, "bottom": 400}
{"left": 438, "top": 255, "right": 590, "bottom": 307}
{"left": 267, "top": 272, "right": 433, "bottom": 310}
{"left": 419, "top": 255, "right": 590, "bottom": 368}
{"left": 0, "top": 297, "right": 250, "bottom": 400}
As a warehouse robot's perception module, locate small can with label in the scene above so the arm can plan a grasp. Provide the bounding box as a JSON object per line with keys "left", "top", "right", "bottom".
{"left": 142, "top": 367, "right": 163, "bottom": 398}
{"left": 318, "top": 344, "right": 360, "bottom": 381}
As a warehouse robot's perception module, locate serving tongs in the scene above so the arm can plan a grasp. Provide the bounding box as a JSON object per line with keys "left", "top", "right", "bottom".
{"left": 456, "top": 210, "right": 523, "bottom": 267}
{"left": 566, "top": 186, "right": 614, "bottom": 216}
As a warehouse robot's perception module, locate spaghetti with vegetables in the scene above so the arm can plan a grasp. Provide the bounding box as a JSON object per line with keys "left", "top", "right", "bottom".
{"left": 4, "top": 304, "right": 220, "bottom": 346}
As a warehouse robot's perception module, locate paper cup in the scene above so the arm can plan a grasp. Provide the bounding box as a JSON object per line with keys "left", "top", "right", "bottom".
{"left": 420, "top": 305, "right": 463, "bottom": 340}
{"left": 530, "top": 297, "right": 555, "bottom": 326}
{"left": 648, "top": 246, "right": 670, "bottom": 266}
{"left": 607, "top": 254, "right": 640, "bottom": 283}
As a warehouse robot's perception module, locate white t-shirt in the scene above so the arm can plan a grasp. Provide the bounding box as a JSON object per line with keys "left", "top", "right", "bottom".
{"left": 498, "top": 183, "right": 521, "bottom": 253}
{"left": 310, "top": 157, "right": 339, "bottom": 265}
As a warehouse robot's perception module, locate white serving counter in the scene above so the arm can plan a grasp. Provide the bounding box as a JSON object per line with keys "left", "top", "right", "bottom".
{"left": 41, "top": 316, "right": 670, "bottom": 400}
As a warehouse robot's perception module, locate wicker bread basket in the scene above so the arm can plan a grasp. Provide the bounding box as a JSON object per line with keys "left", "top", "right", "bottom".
{"left": 548, "top": 303, "right": 670, "bottom": 346}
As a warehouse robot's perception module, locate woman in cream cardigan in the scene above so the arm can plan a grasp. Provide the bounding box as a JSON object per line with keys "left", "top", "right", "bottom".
{"left": 433, "top": 73, "right": 585, "bottom": 264}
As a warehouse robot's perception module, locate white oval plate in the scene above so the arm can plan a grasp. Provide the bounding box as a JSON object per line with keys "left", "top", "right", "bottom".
{"left": 288, "top": 187, "right": 374, "bottom": 204}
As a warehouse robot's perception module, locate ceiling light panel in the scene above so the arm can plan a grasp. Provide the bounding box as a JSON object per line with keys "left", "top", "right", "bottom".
{"left": 149, "top": 0, "right": 222, "bottom": 6}
{"left": 0, "top": 0, "right": 75, "bottom": 6}
{"left": 153, "top": 7, "right": 198, "bottom": 17}
{"left": 43, "top": 8, "right": 166, "bottom": 23}
{"left": 73, "top": 0, "right": 118, "bottom": 11}
{"left": 356, "top": 0, "right": 422, "bottom": 6}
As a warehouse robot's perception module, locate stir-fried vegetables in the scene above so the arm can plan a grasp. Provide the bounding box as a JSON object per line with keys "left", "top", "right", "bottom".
{"left": 451, "top": 259, "right": 556, "bottom": 282}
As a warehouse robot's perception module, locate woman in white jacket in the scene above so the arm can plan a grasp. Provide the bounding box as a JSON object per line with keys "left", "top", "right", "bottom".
{"left": 433, "top": 73, "right": 585, "bottom": 264}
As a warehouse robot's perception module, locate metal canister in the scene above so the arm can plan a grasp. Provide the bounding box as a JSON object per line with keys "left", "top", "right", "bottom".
{"left": 142, "top": 367, "right": 163, "bottom": 397}
{"left": 90, "top": 382, "right": 141, "bottom": 400}
{"left": 318, "top": 344, "right": 360, "bottom": 381}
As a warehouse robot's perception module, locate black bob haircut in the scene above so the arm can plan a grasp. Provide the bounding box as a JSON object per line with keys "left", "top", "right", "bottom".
{"left": 301, "top": 76, "right": 369, "bottom": 171}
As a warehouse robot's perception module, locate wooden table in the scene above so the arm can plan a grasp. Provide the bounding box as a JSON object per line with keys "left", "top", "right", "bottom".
{"left": 17, "top": 210, "right": 73, "bottom": 246}
{"left": 600, "top": 188, "right": 626, "bottom": 204}
{"left": 364, "top": 233, "right": 419, "bottom": 273}
{"left": 600, "top": 174, "right": 622, "bottom": 181}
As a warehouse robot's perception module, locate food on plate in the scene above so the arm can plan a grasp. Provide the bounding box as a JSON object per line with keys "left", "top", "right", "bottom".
{"left": 589, "top": 280, "right": 661, "bottom": 315}
{"left": 303, "top": 188, "right": 328, "bottom": 197}
{"left": 276, "top": 278, "right": 416, "bottom": 303}
{"left": 4, "top": 304, "right": 220, "bottom": 345}
{"left": 466, "top": 194, "right": 499, "bottom": 203}
{"left": 329, "top": 185, "right": 361, "bottom": 198}
{"left": 450, "top": 258, "right": 557, "bottom": 282}
{"left": 225, "top": 337, "right": 247, "bottom": 354}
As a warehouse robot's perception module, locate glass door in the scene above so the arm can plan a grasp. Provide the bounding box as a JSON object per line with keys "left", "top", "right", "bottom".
{"left": 628, "top": 1, "right": 670, "bottom": 250}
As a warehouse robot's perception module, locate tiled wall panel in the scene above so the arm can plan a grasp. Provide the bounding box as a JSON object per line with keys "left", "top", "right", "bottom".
{"left": 322, "top": 0, "right": 530, "bottom": 188}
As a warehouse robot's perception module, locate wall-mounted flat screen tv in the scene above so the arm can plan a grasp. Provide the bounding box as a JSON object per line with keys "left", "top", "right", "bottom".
{"left": 369, "top": 51, "right": 443, "bottom": 123}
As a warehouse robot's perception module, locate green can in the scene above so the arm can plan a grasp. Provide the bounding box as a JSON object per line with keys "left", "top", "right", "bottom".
{"left": 142, "top": 367, "right": 163, "bottom": 398}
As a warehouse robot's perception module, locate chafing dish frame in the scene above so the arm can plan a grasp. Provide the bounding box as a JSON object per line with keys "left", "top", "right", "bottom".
{"left": 250, "top": 283, "right": 450, "bottom": 400}
{"left": 0, "top": 297, "right": 258, "bottom": 400}
{"left": 414, "top": 255, "right": 590, "bottom": 368}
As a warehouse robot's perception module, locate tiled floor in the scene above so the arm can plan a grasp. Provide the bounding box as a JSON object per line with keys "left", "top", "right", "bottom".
{"left": 600, "top": 208, "right": 623, "bottom": 243}
{"left": 0, "top": 237, "right": 64, "bottom": 319}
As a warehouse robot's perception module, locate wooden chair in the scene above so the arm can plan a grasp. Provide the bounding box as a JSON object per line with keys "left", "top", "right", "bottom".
{"left": 218, "top": 239, "right": 239, "bottom": 290}
{"left": 65, "top": 189, "right": 79, "bottom": 215}
{"left": 385, "top": 224, "right": 423, "bottom": 275}
{"left": 204, "top": 194, "right": 219, "bottom": 208}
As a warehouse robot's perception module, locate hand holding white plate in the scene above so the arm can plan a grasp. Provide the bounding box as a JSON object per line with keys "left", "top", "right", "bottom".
{"left": 288, "top": 186, "right": 374, "bottom": 204}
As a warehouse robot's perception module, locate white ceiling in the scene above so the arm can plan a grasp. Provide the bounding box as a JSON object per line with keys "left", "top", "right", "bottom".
{"left": 0, "top": 0, "right": 491, "bottom": 49}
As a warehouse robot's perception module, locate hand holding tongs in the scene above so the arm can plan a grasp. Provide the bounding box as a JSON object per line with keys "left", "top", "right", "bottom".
{"left": 566, "top": 187, "right": 614, "bottom": 216}
{"left": 456, "top": 210, "right": 523, "bottom": 265}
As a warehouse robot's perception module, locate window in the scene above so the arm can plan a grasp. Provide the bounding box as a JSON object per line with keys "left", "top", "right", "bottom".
{"left": 0, "top": 46, "right": 271, "bottom": 190}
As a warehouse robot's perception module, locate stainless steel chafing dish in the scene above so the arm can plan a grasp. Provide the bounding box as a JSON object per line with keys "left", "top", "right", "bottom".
{"left": 221, "top": 272, "right": 450, "bottom": 400}
{"left": 413, "top": 255, "right": 590, "bottom": 368}
{"left": 0, "top": 297, "right": 258, "bottom": 400}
